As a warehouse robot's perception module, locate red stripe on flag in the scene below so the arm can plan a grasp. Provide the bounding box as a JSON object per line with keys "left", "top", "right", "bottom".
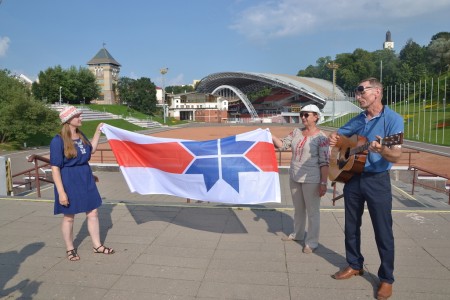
{"left": 245, "top": 142, "right": 279, "bottom": 172}
{"left": 108, "top": 140, "right": 193, "bottom": 173}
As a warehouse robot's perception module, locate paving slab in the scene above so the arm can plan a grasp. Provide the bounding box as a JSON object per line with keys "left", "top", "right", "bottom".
{"left": 1, "top": 184, "right": 450, "bottom": 300}
{"left": 1, "top": 124, "right": 450, "bottom": 299}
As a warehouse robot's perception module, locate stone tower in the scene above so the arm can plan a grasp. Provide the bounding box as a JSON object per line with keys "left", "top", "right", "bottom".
{"left": 383, "top": 30, "right": 394, "bottom": 50}
{"left": 87, "top": 46, "right": 121, "bottom": 104}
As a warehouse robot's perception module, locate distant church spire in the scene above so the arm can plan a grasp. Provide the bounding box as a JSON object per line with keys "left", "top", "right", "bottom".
{"left": 386, "top": 31, "right": 392, "bottom": 42}
{"left": 383, "top": 30, "right": 394, "bottom": 50}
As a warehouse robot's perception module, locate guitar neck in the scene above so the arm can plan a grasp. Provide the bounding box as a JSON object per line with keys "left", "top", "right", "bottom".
{"left": 350, "top": 141, "right": 370, "bottom": 156}
{"left": 348, "top": 135, "right": 399, "bottom": 156}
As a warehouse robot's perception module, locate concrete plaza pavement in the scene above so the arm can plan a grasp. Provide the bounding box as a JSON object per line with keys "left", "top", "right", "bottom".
{"left": 1, "top": 167, "right": 450, "bottom": 299}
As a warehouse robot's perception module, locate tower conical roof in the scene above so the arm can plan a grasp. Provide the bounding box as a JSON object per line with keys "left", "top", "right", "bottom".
{"left": 87, "top": 47, "right": 121, "bottom": 66}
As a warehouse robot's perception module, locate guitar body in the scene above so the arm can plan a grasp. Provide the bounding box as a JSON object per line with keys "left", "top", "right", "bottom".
{"left": 329, "top": 135, "right": 368, "bottom": 183}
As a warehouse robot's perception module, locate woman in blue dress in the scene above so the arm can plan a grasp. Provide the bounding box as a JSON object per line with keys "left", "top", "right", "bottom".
{"left": 50, "top": 106, "right": 114, "bottom": 261}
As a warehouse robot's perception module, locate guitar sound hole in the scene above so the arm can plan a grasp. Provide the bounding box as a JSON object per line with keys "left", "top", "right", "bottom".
{"left": 338, "top": 148, "right": 350, "bottom": 169}
{"left": 344, "top": 148, "right": 350, "bottom": 159}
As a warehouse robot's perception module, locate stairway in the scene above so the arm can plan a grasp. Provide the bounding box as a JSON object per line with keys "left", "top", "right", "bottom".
{"left": 49, "top": 104, "right": 162, "bottom": 128}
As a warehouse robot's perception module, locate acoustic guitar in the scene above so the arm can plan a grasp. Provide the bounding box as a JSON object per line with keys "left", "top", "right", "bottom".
{"left": 328, "top": 133, "right": 403, "bottom": 183}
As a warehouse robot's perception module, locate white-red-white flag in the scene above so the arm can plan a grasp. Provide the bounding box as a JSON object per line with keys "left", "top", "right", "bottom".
{"left": 101, "top": 124, "right": 281, "bottom": 204}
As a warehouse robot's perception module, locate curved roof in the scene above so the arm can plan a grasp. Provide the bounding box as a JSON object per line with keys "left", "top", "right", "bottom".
{"left": 196, "top": 72, "right": 347, "bottom": 109}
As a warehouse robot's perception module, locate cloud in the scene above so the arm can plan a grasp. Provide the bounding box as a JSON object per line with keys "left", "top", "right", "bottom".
{"left": 0, "top": 36, "right": 11, "bottom": 57}
{"left": 230, "top": 0, "right": 450, "bottom": 41}
{"left": 127, "top": 71, "right": 139, "bottom": 79}
{"left": 230, "top": 0, "right": 317, "bottom": 40}
{"left": 154, "top": 73, "right": 187, "bottom": 87}
{"left": 169, "top": 73, "right": 186, "bottom": 86}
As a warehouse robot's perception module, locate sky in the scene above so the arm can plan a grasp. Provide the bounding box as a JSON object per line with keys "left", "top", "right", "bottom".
{"left": 1, "top": 0, "right": 449, "bottom": 87}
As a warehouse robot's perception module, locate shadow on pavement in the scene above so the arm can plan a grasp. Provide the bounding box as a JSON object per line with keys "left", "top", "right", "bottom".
{"left": 73, "top": 204, "right": 116, "bottom": 249}
{"left": 0, "top": 242, "right": 44, "bottom": 299}
{"left": 125, "top": 204, "right": 249, "bottom": 234}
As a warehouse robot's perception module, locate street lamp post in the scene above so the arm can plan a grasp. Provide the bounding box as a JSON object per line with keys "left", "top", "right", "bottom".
{"left": 326, "top": 62, "right": 340, "bottom": 125}
{"left": 59, "top": 86, "right": 62, "bottom": 105}
{"left": 160, "top": 68, "right": 169, "bottom": 124}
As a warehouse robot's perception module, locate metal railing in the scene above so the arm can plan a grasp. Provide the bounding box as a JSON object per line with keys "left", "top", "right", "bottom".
{"left": 11, "top": 154, "right": 100, "bottom": 198}
{"left": 328, "top": 149, "right": 449, "bottom": 205}
{"left": 409, "top": 165, "right": 450, "bottom": 204}
{"left": 401, "top": 149, "right": 420, "bottom": 167}
{"left": 90, "top": 148, "right": 118, "bottom": 164}
{"left": 277, "top": 148, "right": 420, "bottom": 168}
{"left": 10, "top": 154, "right": 54, "bottom": 198}
{"left": 8, "top": 146, "right": 449, "bottom": 204}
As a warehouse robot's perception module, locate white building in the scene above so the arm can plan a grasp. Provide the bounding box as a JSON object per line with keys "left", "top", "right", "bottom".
{"left": 167, "top": 92, "right": 228, "bottom": 122}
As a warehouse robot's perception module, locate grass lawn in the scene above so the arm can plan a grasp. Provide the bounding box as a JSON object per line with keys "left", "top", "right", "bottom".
{"left": 8, "top": 104, "right": 188, "bottom": 149}
{"left": 323, "top": 105, "right": 450, "bottom": 146}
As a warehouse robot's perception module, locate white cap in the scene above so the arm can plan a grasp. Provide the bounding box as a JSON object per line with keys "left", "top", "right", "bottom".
{"left": 301, "top": 104, "right": 324, "bottom": 123}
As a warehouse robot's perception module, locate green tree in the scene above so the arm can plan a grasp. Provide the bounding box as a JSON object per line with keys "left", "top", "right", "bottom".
{"left": 247, "top": 86, "right": 273, "bottom": 101}
{"left": 133, "top": 77, "right": 157, "bottom": 114}
{"left": 75, "top": 67, "right": 100, "bottom": 103}
{"left": 297, "top": 56, "right": 333, "bottom": 79}
{"left": 372, "top": 49, "right": 400, "bottom": 86}
{"left": 430, "top": 32, "right": 450, "bottom": 42}
{"left": 335, "top": 52, "right": 360, "bottom": 90}
{"left": 166, "top": 85, "right": 195, "bottom": 94}
{"left": 351, "top": 49, "right": 377, "bottom": 79}
{"left": 0, "top": 69, "right": 59, "bottom": 146}
{"left": 117, "top": 76, "right": 157, "bottom": 114}
{"left": 117, "top": 76, "right": 135, "bottom": 106}
{"left": 296, "top": 31, "right": 449, "bottom": 96}
{"left": 427, "top": 36, "right": 450, "bottom": 74}
{"left": 32, "top": 65, "right": 99, "bottom": 104}
{"left": 398, "top": 39, "right": 429, "bottom": 82}
{"left": 334, "top": 49, "right": 379, "bottom": 91}
{"left": 32, "top": 65, "right": 65, "bottom": 103}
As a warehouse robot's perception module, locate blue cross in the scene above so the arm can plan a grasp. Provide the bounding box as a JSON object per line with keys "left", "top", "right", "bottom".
{"left": 182, "top": 135, "right": 258, "bottom": 192}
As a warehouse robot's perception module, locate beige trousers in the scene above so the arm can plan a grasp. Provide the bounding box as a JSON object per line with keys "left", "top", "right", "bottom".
{"left": 289, "top": 180, "right": 321, "bottom": 248}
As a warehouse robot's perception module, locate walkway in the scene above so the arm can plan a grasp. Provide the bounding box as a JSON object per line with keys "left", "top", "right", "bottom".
{"left": 1, "top": 124, "right": 450, "bottom": 299}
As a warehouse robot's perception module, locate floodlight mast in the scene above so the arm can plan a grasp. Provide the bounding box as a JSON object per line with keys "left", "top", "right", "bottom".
{"left": 326, "top": 62, "right": 339, "bottom": 124}
{"left": 160, "top": 68, "right": 169, "bottom": 124}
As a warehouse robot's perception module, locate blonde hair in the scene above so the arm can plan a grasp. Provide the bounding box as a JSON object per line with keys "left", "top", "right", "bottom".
{"left": 60, "top": 123, "right": 90, "bottom": 159}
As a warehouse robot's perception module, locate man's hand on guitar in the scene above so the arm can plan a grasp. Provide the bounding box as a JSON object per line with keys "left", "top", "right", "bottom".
{"left": 369, "top": 135, "right": 384, "bottom": 154}
{"left": 369, "top": 135, "right": 403, "bottom": 163}
{"left": 328, "top": 132, "right": 340, "bottom": 147}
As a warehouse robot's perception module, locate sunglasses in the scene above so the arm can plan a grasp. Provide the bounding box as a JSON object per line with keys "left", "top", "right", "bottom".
{"left": 300, "top": 112, "right": 315, "bottom": 118}
{"left": 355, "top": 85, "right": 374, "bottom": 95}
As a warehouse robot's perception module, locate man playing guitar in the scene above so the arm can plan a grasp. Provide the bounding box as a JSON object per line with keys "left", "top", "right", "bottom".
{"left": 328, "top": 77, "right": 403, "bottom": 300}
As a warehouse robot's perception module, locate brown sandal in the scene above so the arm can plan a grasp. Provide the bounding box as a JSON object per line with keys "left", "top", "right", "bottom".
{"left": 93, "top": 245, "right": 115, "bottom": 254}
{"left": 66, "top": 248, "right": 80, "bottom": 261}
